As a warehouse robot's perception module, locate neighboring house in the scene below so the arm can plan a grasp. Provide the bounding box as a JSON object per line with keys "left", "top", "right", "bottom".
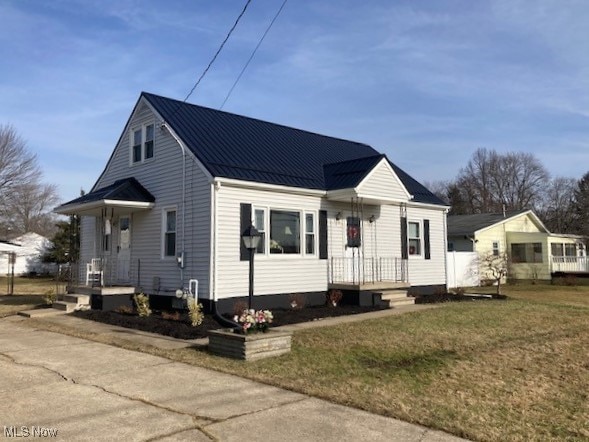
{"left": 0, "top": 233, "right": 55, "bottom": 276}
{"left": 55, "top": 92, "right": 448, "bottom": 312}
{"left": 447, "top": 210, "right": 586, "bottom": 281}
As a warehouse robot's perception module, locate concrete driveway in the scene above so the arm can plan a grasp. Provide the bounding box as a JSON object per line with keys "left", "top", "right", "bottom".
{"left": 0, "top": 316, "right": 467, "bottom": 441}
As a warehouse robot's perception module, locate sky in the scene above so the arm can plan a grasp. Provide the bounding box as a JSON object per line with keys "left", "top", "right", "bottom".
{"left": 1, "top": 0, "right": 588, "bottom": 203}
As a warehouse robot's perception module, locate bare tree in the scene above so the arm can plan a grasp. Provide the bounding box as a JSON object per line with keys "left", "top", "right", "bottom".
{"left": 0, "top": 124, "right": 59, "bottom": 238}
{"left": 452, "top": 148, "right": 550, "bottom": 214}
{"left": 422, "top": 179, "right": 451, "bottom": 205}
{"left": 537, "top": 177, "right": 577, "bottom": 233}
{"left": 0, "top": 124, "right": 39, "bottom": 197}
{"left": 480, "top": 252, "right": 510, "bottom": 295}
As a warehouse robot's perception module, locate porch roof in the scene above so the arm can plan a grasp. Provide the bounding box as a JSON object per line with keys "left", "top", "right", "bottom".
{"left": 54, "top": 177, "right": 155, "bottom": 216}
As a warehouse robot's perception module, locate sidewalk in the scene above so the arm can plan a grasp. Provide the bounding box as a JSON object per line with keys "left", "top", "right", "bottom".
{"left": 0, "top": 310, "right": 466, "bottom": 441}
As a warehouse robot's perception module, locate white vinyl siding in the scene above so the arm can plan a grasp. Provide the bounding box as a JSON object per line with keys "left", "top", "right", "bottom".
{"left": 356, "top": 160, "right": 409, "bottom": 201}
{"left": 216, "top": 186, "right": 327, "bottom": 299}
{"left": 83, "top": 100, "right": 211, "bottom": 297}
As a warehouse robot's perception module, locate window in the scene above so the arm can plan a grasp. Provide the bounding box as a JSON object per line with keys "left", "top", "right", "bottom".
{"left": 551, "top": 243, "right": 564, "bottom": 256}
{"left": 163, "top": 210, "right": 176, "bottom": 257}
{"left": 270, "top": 210, "right": 300, "bottom": 254}
{"left": 305, "top": 213, "right": 315, "bottom": 255}
{"left": 492, "top": 241, "right": 500, "bottom": 256}
{"left": 131, "top": 123, "right": 155, "bottom": 163}
{"left": 448, "top": 242, "right": 454, "bottom": 252}
{"left": 132, "top": 129, "right": 142, "bottom": 163}
{"left": 145, "top": 124, "right": 154, "bottom": 159}
{"left": 408, "top": 221, "right": 421, "bottom": 256}
{"left": 565, "top": 243, "right": 577, "bottom": 257}
{"left": 511, "top": 243, "right": 542, "bottom": 263}
{"left": 254, "top": 208, "right": 266, "bottom": 254}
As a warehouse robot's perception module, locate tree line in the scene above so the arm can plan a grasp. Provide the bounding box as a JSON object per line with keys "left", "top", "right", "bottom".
{"left": 426, "top": 147, "right": 589, "bottom": 237}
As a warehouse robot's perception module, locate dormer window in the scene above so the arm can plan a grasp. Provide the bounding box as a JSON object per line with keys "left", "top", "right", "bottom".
{"left": 131, "top": 123, "right": 155, "bottom": 164}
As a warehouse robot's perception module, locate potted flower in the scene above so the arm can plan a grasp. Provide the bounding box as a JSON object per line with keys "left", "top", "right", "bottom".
{"left": 208, "top": 308, "right": 291, "bottom": 361}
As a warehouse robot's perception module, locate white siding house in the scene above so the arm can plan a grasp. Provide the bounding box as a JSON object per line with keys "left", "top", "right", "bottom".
{"left": 56, "top": 92, "right": 449, "bottom": 312}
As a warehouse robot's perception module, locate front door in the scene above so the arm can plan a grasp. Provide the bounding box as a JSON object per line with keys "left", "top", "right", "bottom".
{"left": 117, "top": 216, "right": 131, "bottom": 283}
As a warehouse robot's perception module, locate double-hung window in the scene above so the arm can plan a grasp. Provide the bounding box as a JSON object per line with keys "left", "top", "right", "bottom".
{"left": 254, "top": 208, "right": 266, "bottom": 254}
{"left": 492, "top": 241, "right": 500, "bottom": 256}
{"left": 131, "top": 123, "right": 155, "bottom": 163}
{"left": 305, "top": 213, "right": 315, "bottom": 255}
{"left": 163, "top": 209, "right": 176, "bottom": 257}
{"left": 408, "top": 221, "right": 421, "bottom": 256}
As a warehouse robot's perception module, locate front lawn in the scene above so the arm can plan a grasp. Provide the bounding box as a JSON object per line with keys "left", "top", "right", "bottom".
{"left": 0, "top": 276, "right": 58, "bottom": 317}
{"left": 26, "top": 284, "right": 589, "bottom": 441}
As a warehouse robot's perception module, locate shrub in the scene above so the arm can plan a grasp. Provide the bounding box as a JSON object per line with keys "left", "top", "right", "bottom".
{"left": 327, "top": 289, "right": 343, "bottom": 307}
{"left": 133, "top": 293, "right": 152, "bottom": 317}
{"left": 289, "top": 293, "right": 306, "bottom": 310}
{"left": 187, "top": 298, "right": 204, "bottom": 327}
{"left": 43, "top": 289, "right": 57, "bottom": 305}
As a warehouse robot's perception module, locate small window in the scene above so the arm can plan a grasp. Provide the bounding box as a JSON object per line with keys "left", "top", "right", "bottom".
{"left": 565, "top": 244, "right": 576, "bottom": 256}
{"left": 305, "top": 213, "right": 315, "bottom": 255}
{"left": 551, "top": 243, "right": 564, "bottom": 256}
{"left": 132, "top": 129, "right": 142, "bottom": 163}
{"left": 145, "top": 124, "right": 154, "bottom": 159}
{"left": 254, "top": 208, "right": 266, "bottom": 254}
{"left": 492, "top": 241, "right": 500, "bottom": 256}
{"left": 408, "top": 221, "right": 421, "bottom": 256}
{"left": 164, "top": 210, "right": 176, "bottom": 257}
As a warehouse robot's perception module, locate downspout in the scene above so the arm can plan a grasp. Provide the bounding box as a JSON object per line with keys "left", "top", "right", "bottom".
{"left": 161, "top": 122, "right": 186, "bottom": 284}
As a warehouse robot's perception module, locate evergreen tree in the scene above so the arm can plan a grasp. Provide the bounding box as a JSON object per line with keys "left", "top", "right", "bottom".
{"left": 43, "top": 217, "right": 80, "bottom": 264}
{"left": 573, "top": 172, "right": 589, "bottom": 238}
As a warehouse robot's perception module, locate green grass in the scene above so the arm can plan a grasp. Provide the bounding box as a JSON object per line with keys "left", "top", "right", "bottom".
{"left": 24, "top": 284, "right": 589, "bottom": 441}
{"left": 0, "top": 276, "right": 60, "bottom": 317}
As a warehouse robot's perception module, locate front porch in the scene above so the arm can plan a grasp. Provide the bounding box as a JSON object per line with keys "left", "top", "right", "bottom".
{"left": 328, "top": 256, "right": 408, "bottom": 286}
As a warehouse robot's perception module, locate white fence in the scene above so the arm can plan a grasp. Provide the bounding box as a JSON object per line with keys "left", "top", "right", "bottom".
{"left": 447, "top": 251, "right": 480, "bottom": 288}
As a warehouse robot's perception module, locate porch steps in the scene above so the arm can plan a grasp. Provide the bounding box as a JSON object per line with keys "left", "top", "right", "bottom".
{"left": 53, "top": 294, "right": 91, "bottom": 313}
{"left": 378, "top": 290, "right": 415, "bottom": 308}
{"left": 18, "top": 308, "right": 67, "bottom": 318}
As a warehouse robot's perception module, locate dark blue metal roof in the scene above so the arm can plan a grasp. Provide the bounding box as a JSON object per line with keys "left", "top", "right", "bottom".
{"left": 143, "top": 92, "right": 445, "bottom": 205}
{"left": 59, "top": 177, "right": 155, "bottom": 208}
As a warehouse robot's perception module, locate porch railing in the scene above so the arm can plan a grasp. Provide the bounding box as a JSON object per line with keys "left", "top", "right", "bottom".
{"left": 551, "top": 256, "right": 589, "bottom": 273}
{"left": 329, "top": 256, "right": 408, "bottom": 285}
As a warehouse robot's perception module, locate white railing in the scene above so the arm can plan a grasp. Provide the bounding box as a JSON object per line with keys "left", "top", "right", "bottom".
{"left": 329, "top": 256, "right": 408, "bottom": 284}
{"left": 551, "top": 256, "right": 589, "bottom": 273}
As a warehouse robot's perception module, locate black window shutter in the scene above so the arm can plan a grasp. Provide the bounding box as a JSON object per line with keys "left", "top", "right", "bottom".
{"left": 319, "top": 210, "right": 328, "bottom": 260}
{"left": 424, "top": 219, "right": 431, "bottom": 260}
{"left": 240, "top": 203, "right": 252, "bottom": 261}
{"left": 401, "top": 216, "right": 408, "bottom": 259}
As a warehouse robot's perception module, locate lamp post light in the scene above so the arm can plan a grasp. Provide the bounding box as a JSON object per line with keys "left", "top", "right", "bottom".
{"left": 241, "top": 224, "right": 261, "bottom": 310}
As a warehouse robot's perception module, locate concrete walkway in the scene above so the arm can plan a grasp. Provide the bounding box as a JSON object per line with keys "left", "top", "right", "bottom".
{"left": 0, "top": 312, "right": 467, "bottom": 442}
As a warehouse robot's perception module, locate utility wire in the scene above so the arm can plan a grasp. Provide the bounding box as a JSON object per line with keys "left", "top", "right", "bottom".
{"left": 168, "top": 0, "right": 252, "bottom": 118}
{"left": 220, "top": 0, "right": 288, "bottom": 110}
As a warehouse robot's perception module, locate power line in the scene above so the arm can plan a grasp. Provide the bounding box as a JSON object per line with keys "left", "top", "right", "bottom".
{"left": 220, "top": 0, "right": 288, "bottom": 110}
{"left": 168, "top": 0, "right": 252, "bottom": 118}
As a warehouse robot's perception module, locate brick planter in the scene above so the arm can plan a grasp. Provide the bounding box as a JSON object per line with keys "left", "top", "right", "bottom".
{"left": 208, "top": 329, "right": 292, "bottom": 361}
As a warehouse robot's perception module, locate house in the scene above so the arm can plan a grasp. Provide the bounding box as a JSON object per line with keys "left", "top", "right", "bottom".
{"left": 55, "top": 92, "right": 449, "bottom": 312}
{"left": 447, "top": 210, "right": 586, "bottom": 281}
{"left": 0, "top": 233, "right": 55, "bottom": 276}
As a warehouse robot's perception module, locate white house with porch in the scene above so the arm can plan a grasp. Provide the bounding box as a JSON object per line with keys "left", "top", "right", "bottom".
{"left": 55, "top": 92, "right": 449, "bottom": 312}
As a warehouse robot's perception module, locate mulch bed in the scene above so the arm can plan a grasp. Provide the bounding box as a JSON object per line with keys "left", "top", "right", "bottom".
{"left": 415, "top": 293, "right": 507, "bottom": 304}
{"left": 72, "top": 305, "right": 386, "bottom": 340}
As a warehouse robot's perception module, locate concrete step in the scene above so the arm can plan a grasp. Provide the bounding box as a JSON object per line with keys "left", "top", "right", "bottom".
{"left": 63, "top": 294, "right": 90, "bottom": 304}
{"left": 18, "top": 308, "right": 67, "bottom": 318}
{"left": 53, "top": 301, "right": 79, "bottom": 313}
{"left": 380, "top": 290, "right": 410, "bottom": 301}
{"left": 385, "top": 298, "right": 416, "bottom": 308}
